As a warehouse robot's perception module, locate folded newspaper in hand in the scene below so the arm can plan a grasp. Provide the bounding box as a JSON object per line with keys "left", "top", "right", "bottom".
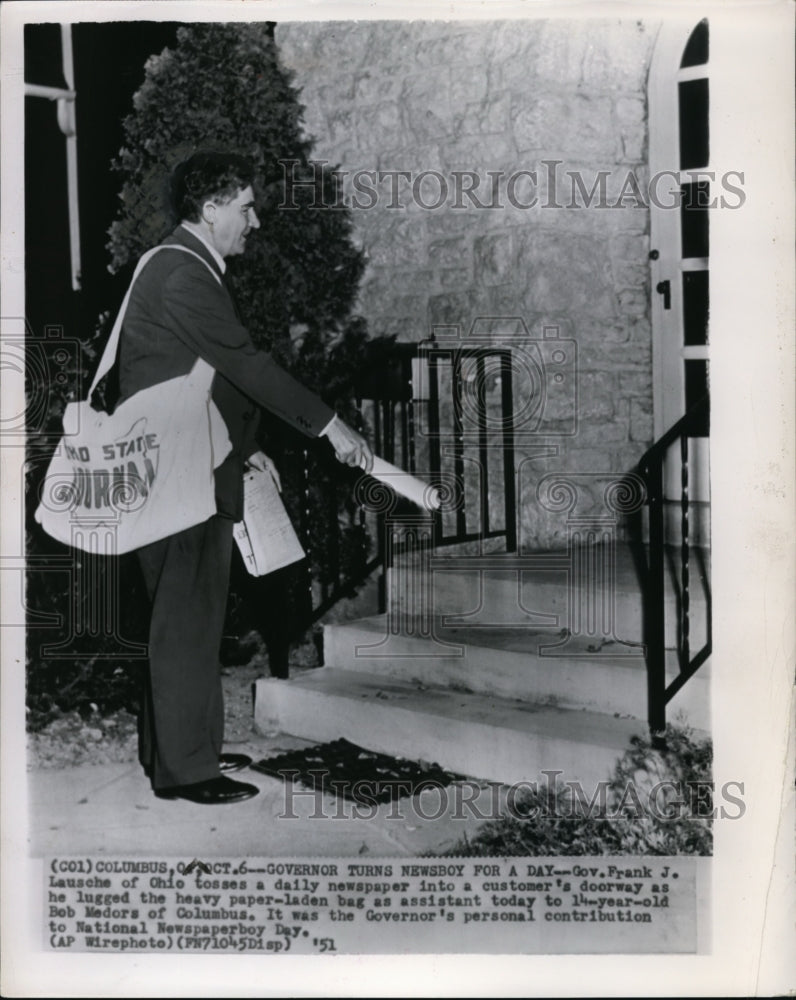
{"left": 364, "top": 456, "right": 441, "bottom": 510}
{"left": 233, "top": 469, "right": 305, "bottom": 577}
{"left": 234, "top": 458, "right": 439, "bottom": 578}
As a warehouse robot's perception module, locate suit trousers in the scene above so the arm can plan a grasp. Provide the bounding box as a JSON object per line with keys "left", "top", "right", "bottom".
{"left": 136, "top": 514, "right": 233, "bottom": 789}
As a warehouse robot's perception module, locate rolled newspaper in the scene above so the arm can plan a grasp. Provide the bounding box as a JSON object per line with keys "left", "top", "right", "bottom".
{"left": 362, "top": 456, "right": 441, "bottom": 510}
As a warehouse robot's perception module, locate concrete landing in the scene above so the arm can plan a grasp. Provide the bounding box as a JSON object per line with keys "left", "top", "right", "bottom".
{"left": 254, "top": 669, "right": 647, "bottom": 790}
{"left": 388, "top": 544, "right": 710, "bottom": 648}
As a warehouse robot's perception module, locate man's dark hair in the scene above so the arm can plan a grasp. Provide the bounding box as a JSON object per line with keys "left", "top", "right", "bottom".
{"left": 170, "top": 150, "right": 255, "bottom": 222}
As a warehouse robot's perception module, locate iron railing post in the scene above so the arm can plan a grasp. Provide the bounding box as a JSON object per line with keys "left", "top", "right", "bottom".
{"left": 428, "top": 350, "right": 443, "bottom": 541}
{"left": 680, "top": 433, "right": 691, "bottom": 670}
{"left": 477, "top": 352, "right": 490, "bottom": 539}
{"left": 637, "top": 394, "right": 710, "bottom": 745}
{"left": 501, "top": 350, "right": 518, "bottom": 552}
{"left": 452, "top": 350, "right": 466, "bottom": 539}
{"left": 646, "top": 457, "right": 667, "bottom": 739}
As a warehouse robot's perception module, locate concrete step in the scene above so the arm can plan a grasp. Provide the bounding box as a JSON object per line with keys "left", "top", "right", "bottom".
{"left": 253, "top": 668, "right": 647, "bottom": 789}
{"left": 386, "top": 544, "right": 710, "bottom": 648}
{"left": 322, "top": 615, "right": 710, "bottom": 730}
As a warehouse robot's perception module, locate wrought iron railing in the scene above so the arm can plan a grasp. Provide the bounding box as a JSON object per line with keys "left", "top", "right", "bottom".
{"left": 635, "top": 395, "right": 711, "bottom": 739}
{"left": 297, "top": 336, "right": 517, "bottom": 629}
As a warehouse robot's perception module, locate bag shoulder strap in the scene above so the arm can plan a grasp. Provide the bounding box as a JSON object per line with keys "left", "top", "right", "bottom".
{"left": 88, "top": 243, "right": 223, "bottom": 398}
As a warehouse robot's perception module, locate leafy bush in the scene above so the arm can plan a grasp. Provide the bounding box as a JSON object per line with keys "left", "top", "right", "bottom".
{"left": 443, "top": 727, "right": 713, "bottom": 857}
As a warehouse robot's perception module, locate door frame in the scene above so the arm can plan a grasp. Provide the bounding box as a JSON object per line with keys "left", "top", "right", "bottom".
{"left": 648, "top": 16, "right": 711, "bottom": 503}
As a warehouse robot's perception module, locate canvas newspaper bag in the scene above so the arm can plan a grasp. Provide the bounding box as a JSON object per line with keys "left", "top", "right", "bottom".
{"left": 35, "top": 245, "right": 233, "bottom": 554}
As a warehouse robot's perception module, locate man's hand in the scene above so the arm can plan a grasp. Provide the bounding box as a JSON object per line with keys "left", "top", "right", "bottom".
{"left": 322, "top": 416, "right": 374, "bottom": 473}
{"left": 244, "top": 450, "right": 282, "bottom": 491}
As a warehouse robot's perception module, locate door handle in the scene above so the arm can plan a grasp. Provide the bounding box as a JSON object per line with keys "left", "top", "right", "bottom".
{"left": 656, "top": 279, "right": 671, "bottom": 310}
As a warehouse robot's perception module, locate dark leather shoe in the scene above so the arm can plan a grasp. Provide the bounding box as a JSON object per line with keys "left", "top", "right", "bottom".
{"left": 219, "top": 752, "right": 252, "bottom": 774}
{"left": 155, "top": 776, "right": 259, "bottom": 804}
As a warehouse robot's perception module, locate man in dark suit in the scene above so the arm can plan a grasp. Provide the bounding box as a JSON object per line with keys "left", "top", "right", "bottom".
{"left": 118, "top": 150, "right": 372, "bottom": 805}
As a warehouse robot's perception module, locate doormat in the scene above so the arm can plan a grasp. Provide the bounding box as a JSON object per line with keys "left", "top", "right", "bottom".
{"left": 252, "top": 738, "right": 464, "bottom": 804}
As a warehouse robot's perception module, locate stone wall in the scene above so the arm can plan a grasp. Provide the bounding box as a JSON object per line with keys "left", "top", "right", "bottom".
{"left": 276, "top": 18, "right": 659, "bottom": 548}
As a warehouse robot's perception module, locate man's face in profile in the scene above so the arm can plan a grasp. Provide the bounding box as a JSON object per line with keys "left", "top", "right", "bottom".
{"left": 209, "top": 185, "right": 260, "bottom": 257}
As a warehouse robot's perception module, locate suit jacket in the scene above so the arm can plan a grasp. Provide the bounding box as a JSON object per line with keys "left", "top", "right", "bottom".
{"left": 117, "top": 226, "right": 334, "bottom": 520}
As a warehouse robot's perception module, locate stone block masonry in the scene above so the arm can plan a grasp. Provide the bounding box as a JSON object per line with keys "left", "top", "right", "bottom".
{"left": 276, "top": 18, "right": 659, "bottom": 548}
